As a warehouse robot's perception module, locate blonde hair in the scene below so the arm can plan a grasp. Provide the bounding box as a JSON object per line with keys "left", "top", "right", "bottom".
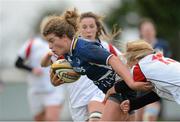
{"left": 125, "top": 40, "right": 154, "bottom": 63}
{"left": 40, "top": 8, "right": 79, "bottom": 40}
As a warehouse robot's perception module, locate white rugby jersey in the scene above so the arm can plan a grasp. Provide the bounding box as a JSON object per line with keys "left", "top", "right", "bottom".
{"left": 18, "top": 37, "right": 55, "bottom": 93}
{"left": 132, "top": 53, "right": 180, "bottom": 104}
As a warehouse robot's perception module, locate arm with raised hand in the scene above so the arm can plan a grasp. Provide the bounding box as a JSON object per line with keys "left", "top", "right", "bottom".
{"left": 108, "top": 55, "right": 153, "bottom": 91}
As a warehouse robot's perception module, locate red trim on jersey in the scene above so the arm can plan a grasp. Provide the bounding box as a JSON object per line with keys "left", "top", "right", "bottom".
{"left": 152, "top": 53, "right": 176, "bottom": 64}
{"left": 133, "top": 64, "right": 147, "bottom": 82}
{"left": 25, "top": 39, "right": 34, "bottom": 59}
{"left": 57, "top": 55, "right": 65, "bottom": 59}
{"left": 108, "top": 43, "right": 117, "bottom": 56}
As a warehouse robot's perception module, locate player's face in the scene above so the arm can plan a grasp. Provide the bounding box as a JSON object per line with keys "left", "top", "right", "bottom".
{"left": 140, "top": 22, "right": 156, "bottom": 43}
{"left": 46, "top": 34, "right": 70, "bottom": 56}
{"left": 79, "top": 17, "right": 98, "bottom": 41}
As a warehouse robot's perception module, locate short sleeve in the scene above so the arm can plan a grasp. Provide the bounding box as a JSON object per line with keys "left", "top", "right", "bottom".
{"left": 132, "top": 64, "right": 146, "bottom": 82}
{"left": 18, "top": 39, "right": 33, "bottom": 59}
{"left": 112, "top": 45, "right": 122, "bottom": 56}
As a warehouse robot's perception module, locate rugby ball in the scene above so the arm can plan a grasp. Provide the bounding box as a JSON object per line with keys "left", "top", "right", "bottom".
{"left": 51, "top": 59, "right": 81, "bottom": 83}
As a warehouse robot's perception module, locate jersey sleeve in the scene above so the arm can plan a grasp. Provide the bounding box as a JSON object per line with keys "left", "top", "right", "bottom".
{"left": 101, "top": 41, "right": 126, "bottom": 64}
{"left": 112, "top": 45, "right": 122, "bottom": 56}
{"left": 132, "top": 64, "right": 146, "bottom": 82}
{"left": 79, "top": 43, "right": 113, "bottom": 65}
{"left": 18, "top": 39, "right": 34, "bottom": 60}
{"left": 111, "top": 45, "right": 127, "bottom": 64}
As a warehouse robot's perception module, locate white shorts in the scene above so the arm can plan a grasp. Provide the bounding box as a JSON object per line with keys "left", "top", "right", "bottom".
{"left": 69, "top": 89, "right": 105, "bottom": 121}
{"left": 89, "top": 89, "right": 105, "bottom": 102}
{"left": 28, "top": 86, "right": 65, "bottom": 116}
{"left": 69, "top": 105, "right": 89, "bottom": 122}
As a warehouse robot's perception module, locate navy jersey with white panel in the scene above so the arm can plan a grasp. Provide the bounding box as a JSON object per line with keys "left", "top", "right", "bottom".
{"left": 64, "top": 37, "right": 116, "bottom": 93}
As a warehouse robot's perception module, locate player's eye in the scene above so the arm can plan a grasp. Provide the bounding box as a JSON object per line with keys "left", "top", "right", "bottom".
{"left": 90, "top": 25, "right": 95, "bottom": 28}
{"left": 82, "top": 25, "right": 87, "bottom": 29}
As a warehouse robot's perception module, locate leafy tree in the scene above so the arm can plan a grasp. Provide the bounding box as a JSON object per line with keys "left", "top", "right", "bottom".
{"left": 136, "top": 0, "right": 180, "bottom": 60}
{"left": 105, "top": 0, "right": 180, "bottom": 60}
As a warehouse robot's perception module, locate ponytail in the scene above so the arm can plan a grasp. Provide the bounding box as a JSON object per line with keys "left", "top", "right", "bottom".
{"left": 41, "top": 8, "right": 79, "bottom": 40}
{"left": 64, "top": 8, "right": 79, "bottom": 32}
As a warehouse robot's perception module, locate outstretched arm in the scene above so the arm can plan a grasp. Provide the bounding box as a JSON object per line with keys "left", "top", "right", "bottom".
{"left": 108, "top": 55, "right": 153, "bottom": 91}
{"left": 15, "top": 56, "right": 42, "bottom": 76}
{"left": 103, "top": 82, "right": 160, "bottom": 112}
{"left": 15, "top": 56, "right": 32, "bottom": 71}
{"left": 113, "top": 81, "right": 158, "bottom": 111}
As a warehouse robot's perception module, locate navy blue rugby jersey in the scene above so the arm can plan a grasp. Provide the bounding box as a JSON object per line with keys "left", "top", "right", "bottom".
{"left": 64, "top": 37, "right": 116, "bottom": 93}
{"left": 153, "top": 38, "right": 172, "bottom": 57}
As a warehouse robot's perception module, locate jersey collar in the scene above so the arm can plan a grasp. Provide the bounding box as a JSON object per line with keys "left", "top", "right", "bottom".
{"left": 70, "top": 37, "right": 78, "bottom": 55}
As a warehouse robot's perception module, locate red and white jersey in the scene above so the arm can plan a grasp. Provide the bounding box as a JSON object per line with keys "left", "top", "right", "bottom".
{"left": 18, "top": 37, "right": 56, "bottom": 93}
{"left": 132, "top": 53, "right": 180, "bottom": 104}
{"left": 101, "top": 41, "right": 126, "bottom": 64}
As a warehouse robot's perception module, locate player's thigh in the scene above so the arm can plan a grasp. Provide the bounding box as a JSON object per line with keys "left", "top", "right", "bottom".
{"left": 44, "top": 88, "right": 65, "bottom": 120}
{"left": 45, "top": 105, "right": 61, "bottom": 121}
{"left": 101, "top": 98, "right": 129, "bottom": 121}
{"left": 135, "top": 107, "right": 144, "bottom": 121}
{"left": 88, "top": 89, "right": 105, "bottom": 113}
{"left": 88, "top": 101, "right": 104, "bottom": 114}
{"left": 127, "top": 113, "right": 136, "bottom": 121}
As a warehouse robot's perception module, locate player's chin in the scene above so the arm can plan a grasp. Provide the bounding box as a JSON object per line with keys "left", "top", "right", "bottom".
{"left": 52, "top": 51, "right": 61, "bottom": 57}
{"left": 59, "top": 50, "right": 67, "bottom": 56}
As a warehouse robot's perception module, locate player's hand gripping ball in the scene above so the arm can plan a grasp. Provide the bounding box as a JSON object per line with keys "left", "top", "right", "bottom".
{"left": 51, "top": 59, "right": 81, "bottom": 84}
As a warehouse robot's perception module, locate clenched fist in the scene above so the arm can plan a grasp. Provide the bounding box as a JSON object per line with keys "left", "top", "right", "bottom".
{"left": 50, "top": 69, "right": 64, "bottom": 86}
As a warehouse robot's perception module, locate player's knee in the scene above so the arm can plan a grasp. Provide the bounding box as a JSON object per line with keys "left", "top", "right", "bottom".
{"left": 87, "top": 111, "right": 102, "bottom": 121}
{"left": 34, "top": 112, "right": 45, "bottom": 121}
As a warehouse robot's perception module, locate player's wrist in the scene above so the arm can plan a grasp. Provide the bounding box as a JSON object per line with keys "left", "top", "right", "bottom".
{"left": 47, "top": 51, "right": 53, "bottom": 57}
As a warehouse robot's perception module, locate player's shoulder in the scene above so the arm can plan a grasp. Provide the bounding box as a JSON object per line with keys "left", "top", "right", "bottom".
{"left": 74, "top": 37, "right": 103, "bottom": 56}
{"left": 138, "top": 54, "right": 150, "bottom": 64}
{"left": 31, "top": 36, "right": 48, "bottom": 46}
{"left": 156, "top": 38, "right": 169, "bottom": 46}
{"left": 100, "top": 41, "right": 109, "bottom": 49}
{"left": 77, "top": 37, "right": 92, "bottom": 44}
{"left": 77, "top": 37, "right": 101, "bottom": 49}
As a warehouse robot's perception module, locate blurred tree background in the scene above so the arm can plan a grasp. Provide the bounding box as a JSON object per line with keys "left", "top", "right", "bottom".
{"left": 105, "top": 0, "right": 180, "bottom": 60}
